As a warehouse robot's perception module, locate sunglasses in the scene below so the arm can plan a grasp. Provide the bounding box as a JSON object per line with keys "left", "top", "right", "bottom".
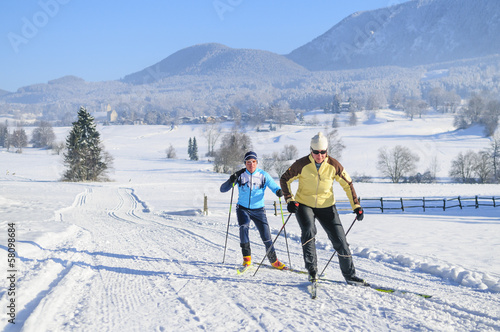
{"left": 312, "top": 150, "right": 327, "bottom": 155}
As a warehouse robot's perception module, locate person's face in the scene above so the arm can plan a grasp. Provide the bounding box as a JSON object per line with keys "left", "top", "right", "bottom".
{"left": 311, "top": 148, "right": 327, "bottom": 163}
{"left": 245, "top": 159, "right": 258, "bottom": 173}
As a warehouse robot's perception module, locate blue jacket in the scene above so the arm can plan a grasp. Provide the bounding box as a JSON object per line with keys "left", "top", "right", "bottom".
{"left": 220, "top": 168, "right": 281, "bottom": 209}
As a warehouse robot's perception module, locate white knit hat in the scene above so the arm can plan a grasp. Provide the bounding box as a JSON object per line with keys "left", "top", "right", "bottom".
{"left": 310, "top": 132, "right": 328, "bottom": 151}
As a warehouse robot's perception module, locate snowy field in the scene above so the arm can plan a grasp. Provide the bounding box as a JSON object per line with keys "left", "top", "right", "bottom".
{"left": 1, "top": 110, "right": 499, "bottom": 331}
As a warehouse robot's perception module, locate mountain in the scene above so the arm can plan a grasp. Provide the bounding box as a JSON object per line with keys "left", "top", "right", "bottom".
{"left": 0, "top": 89, "right": 11, "bottom": 96}
{"left": 1, "top": 1, "right": 499, "bottom": 118}
{"left": 286, "top": 0, "right": 500, "bottom": 71}
{"left": 122, "top": 43, "right": 309, "bottom": 84}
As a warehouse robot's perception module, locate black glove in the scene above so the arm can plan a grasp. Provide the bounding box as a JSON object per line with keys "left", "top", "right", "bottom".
{"left": 229, "top": 168, "right": 245, "bottom": 183}
{"left": 276, "top": 189, "right": 283, "bottom": 197}
{"left": 287, "top": 201, "right": 299, "bottom": 214}
{"left": 354, "top": 207, "right": 364, "bottom": 221}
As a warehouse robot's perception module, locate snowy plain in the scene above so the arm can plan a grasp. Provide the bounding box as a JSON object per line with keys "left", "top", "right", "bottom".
{"left": 1, "top": 109, "right": 499, "bottom": 331}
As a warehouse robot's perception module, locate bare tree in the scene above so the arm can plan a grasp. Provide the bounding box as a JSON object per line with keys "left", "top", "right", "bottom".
{"left": 165, "top": 144, "right": 176, "bottom": 159}
{"left": 377, "top": 145, "right": 420, "bottom": 183}
{"left": 449, "top": 151, "right": 477, "bottom": 183}
{"left": 261, "top": 147, "right": 298, "bottom": 178}
{"left": 489, "top": 133, "right": 500, "bottom": 182}
{"left": 31, "top": 121, "right": 56, "bottom": 148}
{"left": 332, "top": 94, "right": 342, "bottom": 113}
{"left": 475, "top": 151, "right": 493, "bottom": 183}
{"left": 443, "top": 90, "right": 461, "bottom": 113}
{"left": 404, "top": 99, "right": 427, "bottom": 120}
{"left": 326, "top": 129, "right": 346, "bottom": 160}
{"left": 213, "top": 131, "right": 252, "bottom": 173}
{"left": 51, "top": 141, "right": 65, "bottom": 155}
{"left": 11, "top": 127, "right": 28, "bottom": 153}
{"left": 229, "top": 106, "right": 241, "bottom": 127}
{"left": 481, "top": 100, "right": 500, "bottom": 137}
{"left": 282, "top": 144, "right": 299, "bottom": 161}
{"left": 454, "top": 93, "right": 485, "bottom": 129}
{"left": 427, "top": 87, "right": 446, "bottom": 110}
{"left": 348, "top": 110, "right": 358, "bottom": 126}
{"left": 269, "top": 152, "right": 292, "bottom": 178}
{"left": 259, "top": 154, "right": 275, "bottom": 176}
{"left": 203, "top": 123, "right": 222, "bottom": 157}
{"left": 428, "top": 155, "right": 440, "bottom": 181}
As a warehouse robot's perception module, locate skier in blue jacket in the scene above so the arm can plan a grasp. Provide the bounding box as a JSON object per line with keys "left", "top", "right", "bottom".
{"left": 220, "top": 151, "right": 286, "bottom": 269}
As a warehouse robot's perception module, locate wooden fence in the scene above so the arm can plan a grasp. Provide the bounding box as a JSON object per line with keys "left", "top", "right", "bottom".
{"left": 216, "top": 196, "right": 498, "bottom": 216}
{"left": 334, "top": 195, "right": 499, "bottom": 213}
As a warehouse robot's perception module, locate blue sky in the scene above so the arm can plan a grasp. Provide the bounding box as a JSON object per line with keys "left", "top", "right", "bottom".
{"left": 1, "top": 0, "right": 401, "bottom": 92}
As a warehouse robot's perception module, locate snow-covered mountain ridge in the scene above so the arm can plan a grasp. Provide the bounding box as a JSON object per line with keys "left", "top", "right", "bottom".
{"left": 1, "top": 0, "right": 499, "bottom": 121}
{"left": 287, "top": 0, "right": 500, "bottom": 70}
{"left": 122, "top": 43, "right": 309, "bottom": 85}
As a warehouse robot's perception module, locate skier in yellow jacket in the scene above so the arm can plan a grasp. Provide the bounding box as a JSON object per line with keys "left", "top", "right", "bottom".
{"left": 280, "top": 132, "right": 367, "bottom": 285}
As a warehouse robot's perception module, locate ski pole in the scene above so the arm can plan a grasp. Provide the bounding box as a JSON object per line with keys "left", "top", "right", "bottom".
{"left": 253, "top": 213, "right": 293, "bottom": 277}
{"left": 319, "top": 216, "right": 357, "bottom": 277}
{"left": 222, "top": 183, "right": 235, "bottom": 263}
{"left": 279, "top": 197, "right": 292, "bottom": 269}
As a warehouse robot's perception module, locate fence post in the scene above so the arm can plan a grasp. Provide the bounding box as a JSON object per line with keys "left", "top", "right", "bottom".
{"left": 203, "top": 194, "right": 208, "bottom": 215}
{"left": 475, "top": 196, "right": 479, "bottom": 208}
{"left": 400, "top": 197, "right": 404, "bottom": 212}
{"left": 443, "top": 198, "right": 446, "bottom": 211}
{"left": 423, "top": 197, "right": 426, "bottom": 212}
{"left": 380, "top": 197, "right": 384, "bottom": 213}
{"left": 458, "top": 196, "right": 462, "bottom": 209}
{"left": 493, "top": 196, "right": 497, "bottom": 208}
{"left": 273, "top": 201, "right": 277, "bottom": 216}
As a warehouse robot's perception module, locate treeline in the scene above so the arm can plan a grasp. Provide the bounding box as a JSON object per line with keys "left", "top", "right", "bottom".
{"left": 0, "top": 120, "right": 63, "bottom": 154}
{"left": 453, "top": 91, "right": 500, "bottom": 136}
{"left": 209, "top": 129, "right": 345, "bottom": 177}
{"left": 374, "top": 137, "right": 500, "bottom": 184}
{"left": 2, "top": 55, "right": 499, "bottom": 125}
{"left": 204, "top": 127, "right": 500, "bottom": 184}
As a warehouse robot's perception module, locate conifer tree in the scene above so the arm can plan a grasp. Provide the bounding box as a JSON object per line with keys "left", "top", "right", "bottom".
{"left": 191, "top": 137, "right": 199, "bottom": 161}
{"left": 63, "top": 106, "right": 111, "bottom": 181}
{"left": 188, "top": 137, "right": 193, "bottom": 159}
{"left": 0, "top": 122, "right": 8, "bottom": 147}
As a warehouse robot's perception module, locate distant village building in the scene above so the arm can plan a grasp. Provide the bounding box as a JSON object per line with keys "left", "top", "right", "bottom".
{"left": 92, "top": 104, "right": 118, "bottom": 123}
{"left": 340, "top": 102, "right": 351, "bottom": 112}
{"left": 107, "top": 110, "right": 118, "bottom": 122}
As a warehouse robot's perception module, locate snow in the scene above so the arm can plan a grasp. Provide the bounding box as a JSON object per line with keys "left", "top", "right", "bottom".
{"left": 1, "top": 110, "right": 499, "bottom": 331}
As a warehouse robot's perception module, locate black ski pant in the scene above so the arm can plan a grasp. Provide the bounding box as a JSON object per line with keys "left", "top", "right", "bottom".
{"left": 236, "top": 205, "right": 277, "bottom": 263}
{"left": 295, "top": 204, "right": 355, "bottom": 279}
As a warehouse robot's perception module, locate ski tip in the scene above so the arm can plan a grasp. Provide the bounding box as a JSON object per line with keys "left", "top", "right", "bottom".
{"left": 236, "top": 265, "right": 254, "bottom": 275}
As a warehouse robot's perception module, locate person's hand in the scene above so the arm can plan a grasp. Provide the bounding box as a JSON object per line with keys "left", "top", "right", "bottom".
{"left": 287, "top": 201, "right": 299, "bottom": 213}
{"left": 229, "top": 168, "right": 245, "bottom": 183}
{"left": 354, "top": 207, "right": 364, "bottom": 221}
{"left": 276, "top": 189, "right": 283, "bottom": 197}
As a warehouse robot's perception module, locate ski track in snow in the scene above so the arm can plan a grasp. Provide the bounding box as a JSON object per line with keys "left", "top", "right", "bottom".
{"left": 1, "top": 183, "right": 499, "bottom": 331}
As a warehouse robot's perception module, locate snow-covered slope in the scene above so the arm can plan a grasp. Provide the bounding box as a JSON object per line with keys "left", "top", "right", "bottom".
{"left": 1, "top": 111, "right": 499, "bottom": 331}
{"left": 287, "top": 0, "right": 500, "bottom": 70}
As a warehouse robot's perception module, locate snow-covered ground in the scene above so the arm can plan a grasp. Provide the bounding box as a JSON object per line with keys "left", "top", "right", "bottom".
{"left": 1, "top": 110, "right": 499, "bottom": 331}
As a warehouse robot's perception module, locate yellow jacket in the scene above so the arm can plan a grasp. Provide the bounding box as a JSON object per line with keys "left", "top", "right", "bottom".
{"left": 280, "top": 154, "right": 361, "bottom": 210}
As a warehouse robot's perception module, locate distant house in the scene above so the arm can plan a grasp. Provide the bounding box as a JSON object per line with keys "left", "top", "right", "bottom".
{"left": 92, "top": 104, "right": 118, "bottom": 123}
{"left": 340, "top": 102, "right": 351, "bottom": 112}
{"left": 107, "top": 110, "right": 118, "bottom": 122}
